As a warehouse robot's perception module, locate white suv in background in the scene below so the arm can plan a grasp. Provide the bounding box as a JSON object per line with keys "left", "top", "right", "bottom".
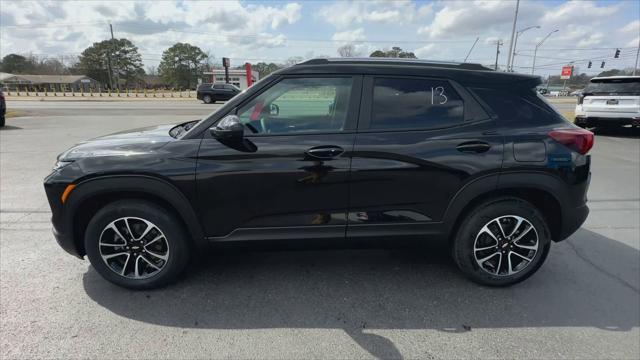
{"left": 575, "top": 76, "right": 640, "bottom": 128}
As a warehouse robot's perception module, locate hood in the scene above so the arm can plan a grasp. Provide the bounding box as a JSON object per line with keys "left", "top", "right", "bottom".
{"left": 58, "top": 124, "right": 176, "bottom": 161}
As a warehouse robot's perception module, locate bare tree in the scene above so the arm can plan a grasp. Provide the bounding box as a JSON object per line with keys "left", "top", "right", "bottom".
{"left": 338, "top": 44, "right": 360, "bottom": 57}
{"left": 284, "top": 56, "right": 304, "bottom": 67}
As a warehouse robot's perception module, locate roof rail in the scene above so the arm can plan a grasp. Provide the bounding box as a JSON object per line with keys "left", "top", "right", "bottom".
{"left": 297, "top": 58, "right": 492, "bottom": 71}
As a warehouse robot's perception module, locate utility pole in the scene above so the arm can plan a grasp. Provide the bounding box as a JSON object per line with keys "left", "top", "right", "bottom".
{"left": 110, "top": 23, "right": 119, "bottom": 90}
{"left": 463, "top": 37, "right": 480, "bottom": 63}
{"left": 494, "top": 40, "right": 503, "bottom": 70}
{"left": 634, "top": 37, "right": 640, "bottom": 76}
{"left": 105, "top": 24, "right": 114, "bottom": 90}
{"left": 505, "top": 0, "right": 520, "bottom": 72}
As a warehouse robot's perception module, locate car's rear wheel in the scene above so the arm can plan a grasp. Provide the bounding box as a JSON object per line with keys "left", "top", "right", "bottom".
{"left": 452, "top": 197, "right": 551, "bottom": 286}
{"left": 84, "top": 200, "right": 190, "bottom": 289}
{"left": 202, "top": 94, "right": 213, "bottom": 104}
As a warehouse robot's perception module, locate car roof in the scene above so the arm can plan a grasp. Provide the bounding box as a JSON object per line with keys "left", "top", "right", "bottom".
{"left": 277, "top": 57, "right": 540, "bottom": 87}
{"left": 590, "top": 76, "right": 640, "bottom": 82}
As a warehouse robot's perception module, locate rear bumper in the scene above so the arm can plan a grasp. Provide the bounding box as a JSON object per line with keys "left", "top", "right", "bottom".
{"left": 575, "top": 115, "right": 640, "bottom": 127}
{"left": 558, "top": 204, "right": 589, "bottom": 241}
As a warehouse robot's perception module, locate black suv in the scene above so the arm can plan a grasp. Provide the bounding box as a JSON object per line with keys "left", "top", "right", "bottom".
{"left": 197, "top": 83, "right": 241, "bottom": 104}
{"left": 45, "top": 58, "right": 593, "bottom": 289}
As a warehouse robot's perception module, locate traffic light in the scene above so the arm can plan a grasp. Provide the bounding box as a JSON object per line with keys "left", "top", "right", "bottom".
{"left": 601, "top": 61, "right": 605, "bottom": 68}
{"left": 614, "top": 48, "right": 620, "bottom": 58}
{"left": 588, "top": 61, "right": 592, "bottom": 68}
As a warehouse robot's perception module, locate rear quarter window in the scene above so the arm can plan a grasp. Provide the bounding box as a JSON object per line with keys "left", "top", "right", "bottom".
{"left": 471, "top": 88, "right": 568, "bottom": 126}
{"left": 371, "top": 77, "right": 464, "bottom": 130}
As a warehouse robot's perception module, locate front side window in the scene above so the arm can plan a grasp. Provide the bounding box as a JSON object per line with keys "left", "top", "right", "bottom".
{"left": 371, "top": 78, "right": 464, "bottom": 130}
{"left": 237, "top": 77, "right": 353, "bottom": 135}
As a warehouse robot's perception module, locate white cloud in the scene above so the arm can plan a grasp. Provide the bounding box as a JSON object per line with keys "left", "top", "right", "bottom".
{"left": 419, "top": 1, "right": 545, "bottom": 39}
{"left": 414, "top": 44, "right": 435, "bottom": 58}
{"left": 318, "top": 0, "right": 430, "bottom": 29}
{"left": 576, "top": 33, "right": 604, "bottom": 47}
{"left": 0, "top": 0, "right": 302, "bottom": 65}
{"left": 621, "top": 20, "right": 640, "bottom": 34}
{"left": 332, "top": 28, "right": 366, "bottom": 43}
{"left": 540, "top": 1, "right": 619, "bottom": 25}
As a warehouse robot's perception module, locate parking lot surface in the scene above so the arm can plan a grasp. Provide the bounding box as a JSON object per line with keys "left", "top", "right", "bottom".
{"left": 1, "top": 100, "right": 638, "bottom": 359}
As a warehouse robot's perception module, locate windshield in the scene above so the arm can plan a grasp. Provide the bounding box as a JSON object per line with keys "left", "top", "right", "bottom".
{"left": 583, "top": 78, "right": 640, "bottom": 95}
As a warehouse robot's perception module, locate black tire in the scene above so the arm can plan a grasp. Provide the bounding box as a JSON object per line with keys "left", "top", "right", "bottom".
{"left": 452, "top": 197, "right": 551, "bottom": 286}
{"left": 202, "top": 94, "right": 213, "bottom": 104}
{"left": 0, "top": 115, "right": 5, "bottom": 127}
{"left": 84, "top": 200, "right": 191, "bottom": 290}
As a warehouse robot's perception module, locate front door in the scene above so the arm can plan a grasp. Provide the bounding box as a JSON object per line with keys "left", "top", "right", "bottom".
{"left": 347, "top": 76, "right": 503, "bottom": 239}
{"left": 197, "top": 76, "right": 362, "bottom": 240}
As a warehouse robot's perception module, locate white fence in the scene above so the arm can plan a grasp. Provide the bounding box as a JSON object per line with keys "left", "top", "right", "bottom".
{"left": 5, "top": 88, "right": 197, "bottom": 98}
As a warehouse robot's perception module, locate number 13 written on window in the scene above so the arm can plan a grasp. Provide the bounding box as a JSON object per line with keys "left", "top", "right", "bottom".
{"left": 430, "top": 86, "right": 448, "bottom": 105}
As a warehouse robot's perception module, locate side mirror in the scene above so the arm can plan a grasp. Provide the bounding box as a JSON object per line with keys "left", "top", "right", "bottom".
{"left": 269, "top": 103, "right": 280, "bottom": 116}
{"left": 211, "top": 115, "right": 244, "bottom": 140}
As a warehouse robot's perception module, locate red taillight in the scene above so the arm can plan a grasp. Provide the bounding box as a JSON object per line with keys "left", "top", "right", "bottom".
{"left": 548, "top": 128, "right": 594, "bottom": 155}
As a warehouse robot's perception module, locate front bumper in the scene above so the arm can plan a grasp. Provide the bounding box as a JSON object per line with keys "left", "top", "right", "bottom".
{"left": 52, "top": 222, "right": 83, "bottom": 258}
{"left": 44, "top": 174, "right": 84, "bottom": 258}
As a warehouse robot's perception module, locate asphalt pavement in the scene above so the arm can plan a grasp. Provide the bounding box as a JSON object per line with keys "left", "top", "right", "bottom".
{"left": 1, "top": 99, "right": 638, "bottom": 359}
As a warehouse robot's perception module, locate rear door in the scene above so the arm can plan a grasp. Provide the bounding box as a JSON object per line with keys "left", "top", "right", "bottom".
{"left": 347, "top": 76, "right": 503, "bottom": 240}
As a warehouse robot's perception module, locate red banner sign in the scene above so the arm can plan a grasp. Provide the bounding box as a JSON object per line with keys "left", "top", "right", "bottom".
{"left": 560, "top": 66, "right": 573, "bottom": 79}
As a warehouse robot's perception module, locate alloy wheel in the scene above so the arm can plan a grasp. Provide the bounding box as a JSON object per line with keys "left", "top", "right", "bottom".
{"left": 473, "top": 215, "right": 539, "bottom": 276}
{"left": 99, "top": 217, "right": 170, "bottom": 279}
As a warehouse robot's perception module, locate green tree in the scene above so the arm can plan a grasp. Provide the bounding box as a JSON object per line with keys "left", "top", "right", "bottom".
{"left": 0, "top": 54, "right": 35, "bottom": 73}
{"left": 77, "top": 38, "right": 144, "bottom": 88}
{"left": 369, "top": 47, "right": 417, "bottom": 59}
{"left": 158, "top": 43, "right": 208, "bottom": 89}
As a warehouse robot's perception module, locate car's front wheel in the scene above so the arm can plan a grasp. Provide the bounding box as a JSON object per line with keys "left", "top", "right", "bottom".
{"left": 84, "top": 200, "right": 190, "bottom": 289}
{"left": 452, "top": 197, "right": 551, "bottom": 286}
{"left": 202, "top": 94, "right": 214, "bottom": 104}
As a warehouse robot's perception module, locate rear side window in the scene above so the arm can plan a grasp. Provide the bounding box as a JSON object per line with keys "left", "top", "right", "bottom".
{"left": 472, "top": 88, "right": 567, "bottom": 125}
{"left": 371, "top": 78, "right": 464, "bottom": 130}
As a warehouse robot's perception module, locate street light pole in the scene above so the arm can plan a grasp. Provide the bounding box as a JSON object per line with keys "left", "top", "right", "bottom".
{"left": 531, "top": 29, "right": 559, "bottom": 75}
{"left": 633, "top": 37, "right": 640, "bottom": 76}
{"left": 510, "top": 25, "right": 540, "bottom": 71}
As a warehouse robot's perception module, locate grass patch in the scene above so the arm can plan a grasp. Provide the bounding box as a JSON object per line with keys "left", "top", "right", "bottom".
{"left": 560, "top": 110, "right": 575, "bottom": 122}
{"left": 5, "top": 110, "right": 25, "bottom": 118}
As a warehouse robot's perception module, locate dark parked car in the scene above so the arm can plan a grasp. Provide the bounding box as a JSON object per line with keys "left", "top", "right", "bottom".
{"left": 45, "top": 58, "right": 593, "bottom": 289}
{"left": 0, "top": 89, "right": 6, "bottom": 127}
{"left": 196, "top": 83, "right": 241, "bottom": 104}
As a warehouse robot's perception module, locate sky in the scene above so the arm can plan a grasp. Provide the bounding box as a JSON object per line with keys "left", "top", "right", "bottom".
{"left": 0, "top": 0, "right": 639, "bottom": 77}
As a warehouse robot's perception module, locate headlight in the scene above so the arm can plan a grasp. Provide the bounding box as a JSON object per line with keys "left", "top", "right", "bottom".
{"left": 53, "top": 160, "right": 74, "bottom": 171}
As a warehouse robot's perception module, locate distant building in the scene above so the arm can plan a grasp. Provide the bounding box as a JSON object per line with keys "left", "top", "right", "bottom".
{"left": 202, "top": 69, "right": 259, "bottom": 90}
{"left": 0, "top": 72, "right": 100, "bottom": 91}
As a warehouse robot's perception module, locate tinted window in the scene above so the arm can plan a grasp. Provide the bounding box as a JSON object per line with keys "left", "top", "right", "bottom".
{"left": 213, "top": 84, "right": 224, "bottom": 89}
{"left": 584, "top": 78, "right": 640, "bottom": 95}
{"left": 472, "top": 88, "right": 567, "bottom": 125}
{"left": 237, "top": 77, "right": 352, "bottom": 135}
{"left": 371, "top": 78, "right": 464, "bottom": 130}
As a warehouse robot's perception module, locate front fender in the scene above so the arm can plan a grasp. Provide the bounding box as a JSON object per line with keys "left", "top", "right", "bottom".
{"left": 64, "top": 175, "right": 206, "bottom": 252}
